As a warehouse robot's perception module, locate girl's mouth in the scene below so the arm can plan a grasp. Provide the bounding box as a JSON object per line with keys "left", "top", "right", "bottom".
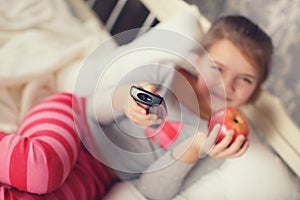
{"left": 211, "top": 91, "right": 231, "bottom": 103}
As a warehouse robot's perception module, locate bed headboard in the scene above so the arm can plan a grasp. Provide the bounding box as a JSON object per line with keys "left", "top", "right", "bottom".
{"left": 241, "top": 91, "right": 300, "bottom": 178}
{"left": 76, "top": 0, "right": 211, "bottom": 45}
{"left": 88, "top": 0, "right": 159, "bottom": 45}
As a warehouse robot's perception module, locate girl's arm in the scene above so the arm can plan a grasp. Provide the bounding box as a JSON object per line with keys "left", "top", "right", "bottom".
{"left": 134, "top": 132, "right": 206, "bottom": 199}
{"left": 88, "top": 63, "right": 175, "bottom": 125}
{"left": 134, "top": 125, "right": 248, "bottom": 199}
{"left": 134, "top": 151, "right": 195, "bottom": 200}
{"left": 89, "top": 84, "right": 132, "bottom": 125}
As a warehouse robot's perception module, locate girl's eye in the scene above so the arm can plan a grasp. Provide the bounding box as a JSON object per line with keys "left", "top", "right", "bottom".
{"left": 210, "top": 65, "right": 222, "bottom": 72}
{"left": 241, "top": 77, "right": 253, "bottom": 84}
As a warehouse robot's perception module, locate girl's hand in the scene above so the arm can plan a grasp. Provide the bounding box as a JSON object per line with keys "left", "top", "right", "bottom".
{"left": 172, "top": 132, "right": 206, "bottom": 163}
{"left": 208, "top": 127, "right": 249, "bottom": 159}
{"left": 124, "top": 84, "right": 161, "bottom": 126}
{"left": 171, "top": 124, "right": 249, "bottom": 164}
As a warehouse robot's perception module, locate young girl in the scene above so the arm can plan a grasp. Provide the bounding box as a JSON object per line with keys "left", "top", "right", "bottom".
{"left": 86, "top": 14, "right": 275, "bottom": 199}
{"left": 129, "top": 15, "right": 274, "bottom": 199}
{"left": 128, "top": 16, "right": 299, "bottom": 199}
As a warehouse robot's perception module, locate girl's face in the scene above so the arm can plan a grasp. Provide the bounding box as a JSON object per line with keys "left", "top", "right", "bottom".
{"left": 195, "top": 39, "right": 259, "bottom": 111}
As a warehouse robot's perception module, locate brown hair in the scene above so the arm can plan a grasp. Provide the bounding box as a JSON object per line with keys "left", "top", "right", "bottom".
{"left": 200, "top": 15, "right": 273, "bottom": 102}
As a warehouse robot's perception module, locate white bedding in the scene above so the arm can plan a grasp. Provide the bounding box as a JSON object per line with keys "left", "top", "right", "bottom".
{"left": 0, "top": 0, "right": 115, "bottom": 133}
{"left": 174, "top": 125, "right": 300, "bottom": 200}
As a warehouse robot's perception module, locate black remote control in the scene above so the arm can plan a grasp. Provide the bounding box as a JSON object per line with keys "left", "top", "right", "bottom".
{"left": 130, "top": 85, "right": 163, "bottom": 107}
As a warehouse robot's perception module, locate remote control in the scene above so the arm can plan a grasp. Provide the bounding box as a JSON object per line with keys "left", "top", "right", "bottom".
{"left": 130, "top": 85, "right": 163, "bottom": 107}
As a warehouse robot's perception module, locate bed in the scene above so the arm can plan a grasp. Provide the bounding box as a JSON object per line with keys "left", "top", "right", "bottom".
{"left": 1, "top": 0, "right": 299, "bottom": 199}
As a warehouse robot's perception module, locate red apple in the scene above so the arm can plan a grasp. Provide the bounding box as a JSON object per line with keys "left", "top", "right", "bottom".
{"left": 208, "top": 107, "right": 249, "bottom": 144}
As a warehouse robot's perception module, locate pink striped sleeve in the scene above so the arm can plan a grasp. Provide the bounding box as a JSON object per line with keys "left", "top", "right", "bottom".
{"left": 0, "top": 93, "right": 82, "bottom": 194}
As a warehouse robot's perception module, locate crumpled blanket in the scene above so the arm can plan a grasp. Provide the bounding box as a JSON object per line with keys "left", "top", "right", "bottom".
{"left": 0, "top": 0, "right": 113, "bottom": 133}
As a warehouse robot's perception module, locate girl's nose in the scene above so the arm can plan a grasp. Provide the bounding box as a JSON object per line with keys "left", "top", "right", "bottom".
{"left": 222, "top": 75, "right": 235, "bottom": 94}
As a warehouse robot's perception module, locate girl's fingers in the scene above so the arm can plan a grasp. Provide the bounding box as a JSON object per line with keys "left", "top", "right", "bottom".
{"left": 141, "top": 84, "right": 157, "bottom": 93}
{"left": 133, "top": 113, "right": 159, "bottom": 126}
{"left": 127, "top": 84, "right": 162, "bottom": 126}
{"left": 209, "top": 130, "right": 234, "bottom": 157}
{"left": 231, "top": 140, "right": 249, "bottom": 157}
{"left": 212, "top": 135, "right": 246, "bottom": 159}
{"left": 208, "top": 127, "right": 250, "bottom": 159}
{"left": 200, "top": 124, "right": 221, "bottom": 156}
{"left": 128, "top": 99, "right": 161, "bottom": 126}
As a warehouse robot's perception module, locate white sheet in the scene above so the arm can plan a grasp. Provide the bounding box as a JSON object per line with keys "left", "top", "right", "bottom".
{"left": 0, "top": 0, "right": 114, "bottom": 133}
{"left": 174, "top": 125, "right": 300, "bottom": 200}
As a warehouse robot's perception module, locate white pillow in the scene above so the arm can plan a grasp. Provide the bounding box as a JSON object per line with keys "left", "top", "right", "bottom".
{"left": 177, "top": 125, "right": 300, "bottom": 200}
{"left": 74, "top": 5, "right": 208, "bottom": 97}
